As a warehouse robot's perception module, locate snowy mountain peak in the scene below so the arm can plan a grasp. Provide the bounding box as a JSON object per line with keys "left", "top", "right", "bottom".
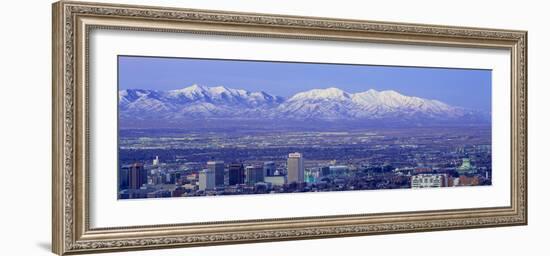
{"left": 182, "top": 84, "right": 207, "bottom": 93}
{"left": 378, "top": 90, "right": 408, "bottom": 100}
{"left": 356, "top": 89, "right": 400, "bottom": 97}
{"left": 166, "top": 84, "right": 208, "bottom": 98}
{"left": 209, "top": 86, "right": 235, "bottom": 94}
{"left": 289, "top": 87, "right": 350, "bottom": 101}
{"left": 362, "top": 88, "right": 378, "bottom": 94}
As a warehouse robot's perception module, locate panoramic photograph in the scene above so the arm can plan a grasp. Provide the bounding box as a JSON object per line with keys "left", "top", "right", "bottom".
{"left": 117, "top": 55, "right": 492, "bottom": 200}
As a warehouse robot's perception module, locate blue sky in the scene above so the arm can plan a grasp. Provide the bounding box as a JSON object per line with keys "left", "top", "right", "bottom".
{"left": 119, "top": 56, "right": 492, "bottom": 111}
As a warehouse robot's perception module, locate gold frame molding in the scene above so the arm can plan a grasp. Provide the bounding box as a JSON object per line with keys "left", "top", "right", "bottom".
{"left": 52, "top": 1, "right": 528, "bottom": 255}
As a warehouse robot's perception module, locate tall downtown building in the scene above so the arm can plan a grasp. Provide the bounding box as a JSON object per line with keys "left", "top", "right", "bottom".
{"left": 228, "top": 163, "right": 245, "bottom": 185}
{"left": 198, "top": 169, "right": 215, "bottom": 190}
{"left": 207, "top": 161, "right": 225, "bottom": 186}
{"left": 119, "top": 163, "right": 147, "bottom": 190}
{"left": 287, "top": 152, "right": 304, "bottom": 183}
{"left": 245, "top": 165, "right": 264, "bottom": 185}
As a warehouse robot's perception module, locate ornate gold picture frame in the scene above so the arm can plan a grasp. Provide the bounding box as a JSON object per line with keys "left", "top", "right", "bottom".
{"left": 52, "top": 1, "right": 527, "bottom": 255}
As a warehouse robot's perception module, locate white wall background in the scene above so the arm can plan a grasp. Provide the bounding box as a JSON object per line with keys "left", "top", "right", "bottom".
{"left": 0, "top": 0, "right": 547, "bottom": 255}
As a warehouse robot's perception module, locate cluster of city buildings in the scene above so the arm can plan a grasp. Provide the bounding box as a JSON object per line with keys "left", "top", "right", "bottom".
{"left": 118, "top": 152, "right": 490, "bottom": 199}
{"left": 409, "top": 158, "right": 487, "bottom": 188}
{"left": 119, "top": 153, "right": 303, "bottom": 199}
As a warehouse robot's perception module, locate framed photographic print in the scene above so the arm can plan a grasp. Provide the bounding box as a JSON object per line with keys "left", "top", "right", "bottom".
{"left": 52, "top": 1, "right": 527, "bottom": 255}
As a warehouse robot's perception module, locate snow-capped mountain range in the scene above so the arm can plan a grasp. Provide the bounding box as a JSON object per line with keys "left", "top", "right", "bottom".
{"left": 119, "top": 84, "right": 488, "bottom": 126}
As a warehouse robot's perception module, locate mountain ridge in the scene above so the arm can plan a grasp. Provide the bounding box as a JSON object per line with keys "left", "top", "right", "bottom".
{"left": 118, "top": 84, "right": 489, "bottom": 126}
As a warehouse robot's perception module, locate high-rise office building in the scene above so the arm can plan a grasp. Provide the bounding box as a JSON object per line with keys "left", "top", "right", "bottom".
{"left": 305, "top": 169, "right": 319, "bottom": 183}
{"left": 228, "top": 163, "right": 245, "bottom": 185}
{"left": 199, "top": 169, "right": 215, "bottom": 190}
{"left": 126, "top": 163, "right": 146, "bottom": 190}
{"left": 263, "top": 161, "right": 276, "bottom": 176}
{"left": 287, "top": 152, "right": 304, "bottom": 183}
{"left": 118, "top": 165, "right": 130, "bottom": 190}
{"left": 152, "top": 155, "right": 160, "bottom": 166}
{"left": 245, "top": 165, "right": 264, "bottom": 185}
{"left": 207, "top": 161, "right": 225, "bottom": 186}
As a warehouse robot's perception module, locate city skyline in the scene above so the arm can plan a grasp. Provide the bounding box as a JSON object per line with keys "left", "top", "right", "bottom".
{"left": 118, "top": 55, "right": 492, "bottom": 111}
{"left": 118, "top": 126, "right": 492, "bottom": 199}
